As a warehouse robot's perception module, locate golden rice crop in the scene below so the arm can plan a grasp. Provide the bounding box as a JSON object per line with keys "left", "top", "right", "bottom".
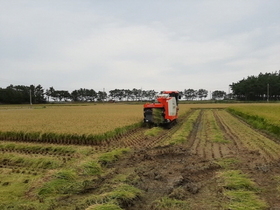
{"left": 229, "top": 104, "right": 280, "bottom": 126}
{"left": 0, "top": 103, "right": 224, "bottom": 144}
{"left": 0, "top": 103, "right": 197, "bottom": 135}
{"left": 227, "top": 103, "right": 280, "bottom": 138}
{"left": 0, "top": 104, "right": 142, "bottom": 135}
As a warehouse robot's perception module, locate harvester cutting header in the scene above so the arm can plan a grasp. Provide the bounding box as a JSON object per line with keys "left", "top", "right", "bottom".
{"left": 143, "top": 91, "right": 180, "bottom": 128}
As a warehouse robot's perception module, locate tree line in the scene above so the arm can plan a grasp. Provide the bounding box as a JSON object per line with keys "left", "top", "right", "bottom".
{"left": 4, "top": 70, "right": 279, "bottom": 104}
{"left": 231, "top": 71, "right": 280, "bottom": 101}
{"left": 183, "top": 89, "right": 227, "bottom": 100}
{"left": 0, "top": 85, "right": 228, "bottom": 104}
{"left": 0, "top": 86, "right": 157, "bottom": 104}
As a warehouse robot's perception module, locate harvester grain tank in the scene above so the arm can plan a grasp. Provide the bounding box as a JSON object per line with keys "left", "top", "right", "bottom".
{"left": 143, "top": 91, "right": 180, "bottom": 128}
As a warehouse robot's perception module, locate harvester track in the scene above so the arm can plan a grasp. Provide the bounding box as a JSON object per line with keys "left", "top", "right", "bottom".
{"left": 187, "top": 109, "right": 280, "bottom": 165}
{"left": 103, "top": 111, "right": 192, "bottom": 150}
{"left": 122, "top": 108, "right": 280, "bottom": 209}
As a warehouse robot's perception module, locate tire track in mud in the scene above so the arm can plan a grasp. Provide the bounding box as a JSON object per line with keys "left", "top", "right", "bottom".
{"left": 116, "top": 144, "right": 223, "bottom": 210}
{"left": 188, "top": 109, "right": 234, "bottom": 160}
{"left": 188, "top": 109, "right": 203, "bottom": 157}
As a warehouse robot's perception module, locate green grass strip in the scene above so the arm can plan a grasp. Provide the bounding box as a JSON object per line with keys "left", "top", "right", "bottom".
{"left": 79, "top": 183, "right": 142, "bottom": 209}
{"left": 86, "top": 203, "right": 123, "bottom": 210}
{"left": 0, "top": 142, "right": 76, "bottom": 154}
{"left": 0, "top": 153, "right": 61, "bottom": 169}
{"left": 98, "top": 148, "right": 130, "bottom": 166}
{"left": 108, "top": 183, "right": 143, "bottom": 202}
{"left": 144, "top": 127, "right": 163, "bottom": 137}
{"left": 151, "top": 196, "right": 189, "bottom": 210}
{"left": 82, "top": 161, "right": 103, "bottom": 176}
{"left": 163, "top": 109, "right": 200, "bottom": 145}
{"left": 227, "top": 108, "right": 280, "bottom": 138}
{"left": 38, "top": 170, "right": 83, "bottom": 196}
{"left": 215, "top": 158, "right": 240, "bottom": 169}
{"left": 225, "top": 190, "right": 267, "bottom": 210}
{"left": 218, "top": 170, "right": 268, "bottom": 210}
{"left": 208, "top": 110, "right": 230, "bottom": 143}
{"left": 221, "top": 170, "right": 256, "bottom": 190}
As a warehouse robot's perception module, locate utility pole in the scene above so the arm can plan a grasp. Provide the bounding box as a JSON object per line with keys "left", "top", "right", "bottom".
{"left": 267, "top": 83, "right": 269, "bottom": 102}
{"left": 29, "top": 88, "right": 32, "bottom": 106}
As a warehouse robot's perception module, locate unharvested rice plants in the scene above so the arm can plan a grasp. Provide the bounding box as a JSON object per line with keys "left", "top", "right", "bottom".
{"left": 228, "top": 104, "right": 280, "bottom": 125}
{"left": 0, "top": 104, "right": 145, "bottom": 144}
{"left": 228, "top": 104, "right": 280, "bottom": 137}
{"left": 0, "top": 104, "right": 142, "bottom": 135}
{"left": 0, "top": 103, "right": 193, "bottom": 144}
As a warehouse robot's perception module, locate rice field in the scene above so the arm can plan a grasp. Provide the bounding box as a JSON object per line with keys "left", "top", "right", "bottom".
{"left": 0, "top": 103, "right": 193, "bottom": 135}
{"left": 2, "top": 103, "right": 274, "bottom": 138}
{"left": 0, "top": 104, "right": 142, "bottom": 135}
{"left": 2, "top": 102, "right": 280, "bottom": 209}
{"left": 227, "top": 104, "right": 280, "bottom": 138}
{"left": 228, "top": 104, "right": 280, "bottom": 126}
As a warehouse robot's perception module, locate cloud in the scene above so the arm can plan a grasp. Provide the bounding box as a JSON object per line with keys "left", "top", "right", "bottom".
{"left": 1, "top": 0, "right": 280, "bottom": 93}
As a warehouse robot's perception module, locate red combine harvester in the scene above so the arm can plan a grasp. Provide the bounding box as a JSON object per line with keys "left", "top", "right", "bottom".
{"left": 143, "top": 91, "right": 180, "bottom": 128}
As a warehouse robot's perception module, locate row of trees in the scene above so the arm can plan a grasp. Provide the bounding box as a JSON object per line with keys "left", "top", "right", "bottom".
{"left": 0, "top": 85, "right": 228, "bottom": 104}
{"left": 231, "top": 71, "right": 280, "bottom": 101}
{"left": 0, "top": 85, "right": 45, "bottom": 104}
{"left": 47, "top": 88, "right": 154, "bottom": 102}
{"left": 0, "top": 86, "right": 157, "bottom": 104}
{"left": 0, "top": 85, "right": 108, "bottom": 104}
{"left": 2, "top": 71, "right": 279, "bottom": 104}
{"left": 183, "top": 89, "right": 228, "bottom": 100}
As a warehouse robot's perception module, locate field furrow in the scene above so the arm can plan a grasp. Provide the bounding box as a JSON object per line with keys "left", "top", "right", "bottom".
{"left": 214, "top": 110, "right": 280, "bottom": 164}
{"left": 188, "top": 110, "right": 204, "bottom": 156}
{"left": 212, "top": 142, "right": 220, "bottom": 159}
{"left": 188, "top": 109, "right": 235, "bottom": 160}
{"left": 212, "top": 110, "right": 242, "bottom": 151}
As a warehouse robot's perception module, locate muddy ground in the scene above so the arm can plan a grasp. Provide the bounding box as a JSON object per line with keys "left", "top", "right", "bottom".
{"left": 106, "top": 109, "right": 280, "bottom": 209}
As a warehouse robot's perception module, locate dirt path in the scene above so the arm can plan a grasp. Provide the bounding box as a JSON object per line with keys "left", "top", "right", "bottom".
{"left": 110, "top": 109, "right": 280, "bottom": 209}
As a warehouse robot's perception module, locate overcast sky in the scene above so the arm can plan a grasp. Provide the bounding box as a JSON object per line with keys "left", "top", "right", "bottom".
{"left": 1, "top": 0, "right": 280, "bottom": 93}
